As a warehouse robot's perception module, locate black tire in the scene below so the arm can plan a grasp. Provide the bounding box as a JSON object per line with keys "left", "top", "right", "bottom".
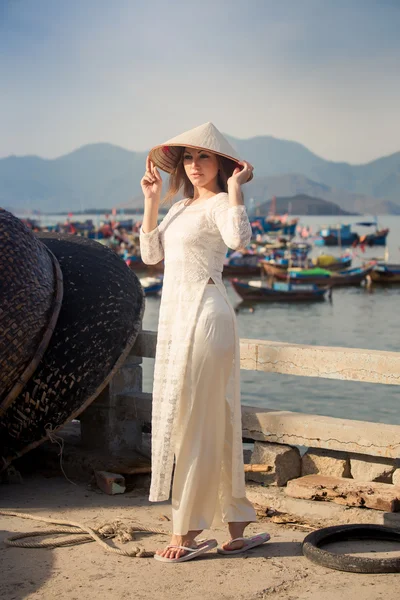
{"left": 302, "top": 524, "right": 400, "bottom": 573}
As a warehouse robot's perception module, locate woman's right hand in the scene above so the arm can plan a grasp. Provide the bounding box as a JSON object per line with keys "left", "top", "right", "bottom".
{"left": 141, "top": 156, "right": 162, "bottom": 203}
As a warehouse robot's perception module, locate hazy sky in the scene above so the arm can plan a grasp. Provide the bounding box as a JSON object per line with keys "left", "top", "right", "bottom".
{"left": 1, "top": 0, "right": 400, "bottom": 164}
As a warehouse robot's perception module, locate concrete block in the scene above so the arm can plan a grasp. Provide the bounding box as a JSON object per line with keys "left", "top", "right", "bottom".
{"left": 286, "top": 475, "right": 400, "bottom": 512}
{"left": 95, "top": 471, "right": 126, "bottom": 495}
{"left": 241, "top": 405, "right": 400, "bottom": 459}
{"left": 246, "top": 442, "right": 300, "bottom": 486}
{"left": 302, "top": 448, "right": 351, "bottom": 478}
{"left": 393, "top": 469, "right": 400, "bottom": 487}
{"left": 350, "top": 454, "right": 398, "bottom": 483}
{"left": 131, "top": 330, "right": 157, "bottom": 359}
{"left": 239, "top": 338, "right": 400, "bottom": 386}
{"left": 245, "top": 483, "right": 400, "bottom": 529}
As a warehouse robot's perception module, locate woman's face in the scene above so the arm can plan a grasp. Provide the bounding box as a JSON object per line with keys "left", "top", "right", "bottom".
{"left": 182, "top": 147, "right": 219, "bottom": 188}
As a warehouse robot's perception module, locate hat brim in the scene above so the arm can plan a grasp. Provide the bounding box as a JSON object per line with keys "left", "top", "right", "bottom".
{"left": 149, "top": 144, "right": 253, "bottom": 182}
{"left": 0, "top": 233, "right": 145, "bottom": 468}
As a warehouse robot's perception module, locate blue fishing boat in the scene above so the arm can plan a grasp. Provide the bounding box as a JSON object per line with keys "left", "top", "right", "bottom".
{"left": 315, "top": 222, "right": 389, "bottom": 247}
{"left": 223, "top": 251, "right": 263, "bottom": 276}
{"left": 251, "top": 216, "right": 299, "bottom": 237}
{"left": 230, "top": 278, "right": 331, "bottom": 302}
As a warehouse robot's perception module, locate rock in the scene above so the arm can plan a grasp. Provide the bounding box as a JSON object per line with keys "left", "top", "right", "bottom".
{"left": 246, "top": 442, "right": 300, "bottom": 486}
{"left": 350, "top": 454, "right": 398, "bottom": 483}
{"left": 302, "top": 448, "right": 351, "bottom": 478}
{"left": 393, "top": 470, "right": 400, "bottom": 487}
{"left": 95, "top": 471, "right": 126, "bottom": 495}
{"left": 286, "top": 475, "right": 400, "bottom": 512}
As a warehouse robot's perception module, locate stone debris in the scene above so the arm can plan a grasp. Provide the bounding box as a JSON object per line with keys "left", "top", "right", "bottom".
{"left": 286, "top": 474, "right": 400, "bottom": 512}
{"left": 95, "top": 471, "right": 126, "bottom": 495}
{"left": 302, "top": 448, "right": 351, "bottom": 478}
{"left": 349, "top": 453, "right": 398, "bottom": 483}
{"left": 246, "top": 441, "right": 301, "bottom": 486}
{"left": 393, "top": 469, "right": 400, "bottom": 487}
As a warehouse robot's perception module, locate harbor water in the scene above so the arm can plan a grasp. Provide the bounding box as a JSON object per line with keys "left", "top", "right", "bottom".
{"left": 142, "top": 215, "right": 400, "bottom": 426}
{"left": 18, "top": 211, "right": 400, "bottom": 425}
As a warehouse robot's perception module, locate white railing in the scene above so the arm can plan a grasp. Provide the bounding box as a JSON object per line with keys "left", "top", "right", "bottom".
{"left": 79, "top": 330, "right": 400, "bottom": 460}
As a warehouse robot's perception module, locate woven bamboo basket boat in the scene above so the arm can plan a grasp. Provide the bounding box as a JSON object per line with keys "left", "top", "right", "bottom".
{"left": 0, "top": 209, "right": 63, "bottom": 415}
{"left": 0, "top": 233, "right": 145, "bottom": 469}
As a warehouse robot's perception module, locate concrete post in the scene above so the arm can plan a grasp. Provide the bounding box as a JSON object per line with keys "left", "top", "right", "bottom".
{"left": 80, "top": 354, "right": 143, "bottom": 455}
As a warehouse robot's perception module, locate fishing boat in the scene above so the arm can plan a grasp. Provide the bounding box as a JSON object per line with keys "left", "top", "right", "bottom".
{"left": 126, "top": 255, "right": 148, "bottom": 271}
{"left": 312, "top": 254, "right": 352, "bottom": 271}
{"left": 315, "top": 222, "right": 389, "bottom": 247}
{"left": 139, "top": 276, "right": 163, "bottom": 296}
{"left": 222, "top": 252, "right": 263, "bottom": 276}
{"left": 262, "top": 254, "right": 352, "bottom": 278}
{"left": 127, "top": 255, "right": 164, "bottom": 274}
{"left": 370, "top": 263, "right": 400, "bottom": 284}
{"left": 262, "top": 218, "right": 298, "bottom": 236}
{"left": 230, "top": 278, "right": 331, "bottom": 302}
{"left": 250, "top": 196, "right": 299, "bottom": 238}
{"left": 262, "top": 261, "right": 310, "bottom": 278}
{"left": 270, "top": 264, "right": 375, "bottom": 287}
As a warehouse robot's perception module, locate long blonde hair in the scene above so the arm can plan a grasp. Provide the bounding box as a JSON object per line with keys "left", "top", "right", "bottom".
{"left": 162, "top": 148, "right": 238, "bottom": 205}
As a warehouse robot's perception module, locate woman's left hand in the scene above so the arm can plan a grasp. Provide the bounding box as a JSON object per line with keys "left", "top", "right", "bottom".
{"left": 228, "top": 161, "right": 254, "bottom": 186}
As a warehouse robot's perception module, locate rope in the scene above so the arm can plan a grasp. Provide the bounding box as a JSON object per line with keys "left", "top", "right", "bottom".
{"left": 44, "top": 423, "right": 78, "bottom": 486}
{"left": 0, "top": 510, "right": 169, "bottom": 558}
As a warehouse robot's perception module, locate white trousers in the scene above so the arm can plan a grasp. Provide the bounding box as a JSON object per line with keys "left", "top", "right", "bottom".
{"left": 171, "top": 285, "right": 257, "bottom": 535}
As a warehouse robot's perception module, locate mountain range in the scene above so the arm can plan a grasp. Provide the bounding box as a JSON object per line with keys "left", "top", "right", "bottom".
{"left": 253, "top": 194, "right": 357, "bottom": 217}
{"left": 1, "top": 134, "right": 400, "bottom": 214}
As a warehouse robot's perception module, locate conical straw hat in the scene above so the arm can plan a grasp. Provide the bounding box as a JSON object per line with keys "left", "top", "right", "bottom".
{"left": 149, "top": 122, "right": 253, "bottom": 181}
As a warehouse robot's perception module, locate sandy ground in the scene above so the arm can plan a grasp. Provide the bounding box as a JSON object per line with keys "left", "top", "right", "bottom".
{"left": 1, "top": 475, "right": 400, "bottom": 600}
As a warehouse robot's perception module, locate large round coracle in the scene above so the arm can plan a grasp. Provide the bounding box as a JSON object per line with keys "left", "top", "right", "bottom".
{"left": 0, "top": 209, "right": 63, "bottom": 413}
{"left": 0, "top": 233, "right": 145, "bottom": 467}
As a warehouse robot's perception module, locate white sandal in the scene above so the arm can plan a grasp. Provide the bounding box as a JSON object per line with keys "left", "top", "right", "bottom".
{"left": 154, "top": 538, "right": 218, "bottom": 563}
{"left": 217, "top": 532, "right": 271, "bottom": 555}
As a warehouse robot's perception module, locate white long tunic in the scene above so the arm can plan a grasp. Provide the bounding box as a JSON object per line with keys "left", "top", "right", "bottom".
{"left": 140, "top": 192, "right": 252, "bottom": 502}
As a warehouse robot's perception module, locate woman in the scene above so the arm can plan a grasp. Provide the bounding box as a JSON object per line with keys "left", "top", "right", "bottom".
{"left": 140, "top": 122, "right": 270, "bottom": 563}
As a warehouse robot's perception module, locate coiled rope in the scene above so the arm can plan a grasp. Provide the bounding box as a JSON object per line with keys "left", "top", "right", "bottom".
{"left": 0, "top": 510, "right": 169, "bottom": 558}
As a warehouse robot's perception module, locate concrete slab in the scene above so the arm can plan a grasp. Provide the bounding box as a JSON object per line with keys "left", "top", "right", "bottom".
{"left": 242, "top": 406, "right": 400, "bottom": 459}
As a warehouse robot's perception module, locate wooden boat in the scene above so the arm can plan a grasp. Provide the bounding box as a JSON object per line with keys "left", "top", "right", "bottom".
{"left": 312, "top": 255, "right": 352, "bottom": 271}
{"left": 222, "top": 253, "right": 263, "bottom": 277}
{"left": 370, "top": 263, "right": 400, "bottom": 284}
{"left": 127, "top": 255, "right": 164, "bottom": 274}
{"left": 230, "top": 278, "right": 331, "bottom": 302}
{"left": 139, "top": 276, "right": 163, "bottom": 296}
{"left": 261, "top": 255, "right": 353, "bottom": 277}
{"left": 270, "top": 265, "right": 375, "bottom": 287}
{"left": 262, "top": 253, "right": 351, "bottom": 275}
{"left": 315, "top": 222, "right": 389, "bottom": 247}
{"left": 251, "top": 216, "right": 298, "bottom": 236}
{"left": 262, "top": 261, "right": 310, "bottom": 278}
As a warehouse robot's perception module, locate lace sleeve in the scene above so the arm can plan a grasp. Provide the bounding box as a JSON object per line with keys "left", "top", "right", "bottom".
{"left": 209, "top": 194, "right": 252, "bottom": 249}
{"left": 139, "top": 202, "right": 179, "bottom": 265}
{"left": 139, "top": 225, "right": 163, "bottom": 265}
